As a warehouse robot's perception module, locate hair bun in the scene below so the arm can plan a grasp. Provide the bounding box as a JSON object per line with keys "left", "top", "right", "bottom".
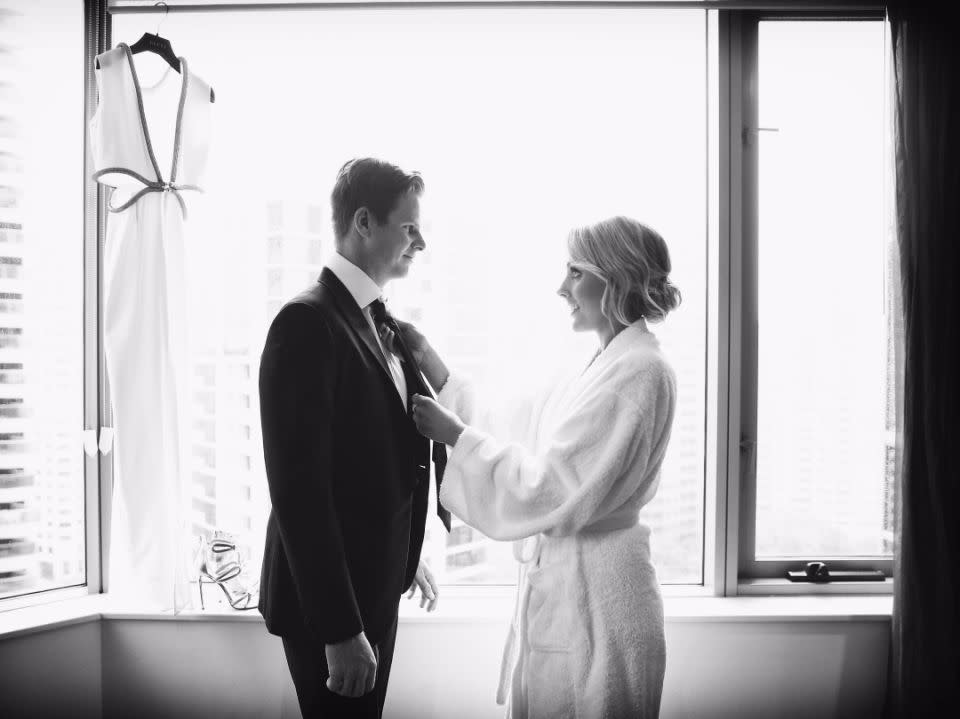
{"left": 648, "top": 278, "right": 681, "bottom": 320}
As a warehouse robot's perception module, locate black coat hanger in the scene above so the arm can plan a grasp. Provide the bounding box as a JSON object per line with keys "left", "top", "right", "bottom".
{"left": 128, "top": 34, "right": 216, "bottom": 104}
{"left": 112, "top": 3, "right": 216, "bottom": 103}
{"left": 129, "top": 32, "right": 180, "bottom": 72}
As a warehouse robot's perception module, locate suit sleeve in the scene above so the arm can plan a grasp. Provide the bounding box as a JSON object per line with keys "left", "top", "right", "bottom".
{"left": 259, "top": 302, "right": 363, "bottom": 644}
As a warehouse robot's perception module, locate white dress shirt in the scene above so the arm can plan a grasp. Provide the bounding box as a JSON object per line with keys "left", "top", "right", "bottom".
{"left": 326, "top": 252, "right": 408, "bottom": 409}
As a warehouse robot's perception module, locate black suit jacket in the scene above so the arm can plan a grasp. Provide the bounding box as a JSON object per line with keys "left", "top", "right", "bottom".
{"left": 258, "top": 268, "right": 430, "bottom": 646}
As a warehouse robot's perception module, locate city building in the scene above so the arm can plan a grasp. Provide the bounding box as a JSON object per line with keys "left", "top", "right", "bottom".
{"left": 0, "top": 30, "right": 35, "bottom": 597}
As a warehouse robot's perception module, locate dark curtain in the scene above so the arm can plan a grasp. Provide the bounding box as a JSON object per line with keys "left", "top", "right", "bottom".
{"left": 886, "top": 3, "right": 960, "bottom": 717}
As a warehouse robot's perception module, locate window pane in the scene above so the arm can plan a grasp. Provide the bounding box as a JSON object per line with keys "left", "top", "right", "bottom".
{"left": 0, "top": 1, "right": 85, "bottom": 600}
{"left": 755, "top": 21, "right": 897, "bottom": 558}
{"left": 115, "top": 7, "right": 707, "bottom": 586}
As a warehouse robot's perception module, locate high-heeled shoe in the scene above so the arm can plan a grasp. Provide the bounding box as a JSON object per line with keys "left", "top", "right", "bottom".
{"left": 195, "top": 533, "right": 259, "bottom": 611}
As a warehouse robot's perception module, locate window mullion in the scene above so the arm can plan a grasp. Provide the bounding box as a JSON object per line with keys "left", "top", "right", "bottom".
{"left": 736, "top": 11, "right": 761, "bottom": 587}
{"left": 83, "top": 0, "right": 112, "bottom": 597}
{"left": 718, "top": 10, "right": 757, "bottom": 596}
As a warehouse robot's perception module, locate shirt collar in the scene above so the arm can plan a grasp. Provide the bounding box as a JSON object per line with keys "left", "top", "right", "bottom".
{"left": 326, "top": 252, "right": 383, "bottom": 311}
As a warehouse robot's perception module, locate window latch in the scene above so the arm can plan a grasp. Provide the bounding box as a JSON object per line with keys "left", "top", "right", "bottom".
{"left": 786, "top": 561, "right": 886, "bottom": 583}
{"left": 742, "top": 126, "right": 780, "bottom": 146}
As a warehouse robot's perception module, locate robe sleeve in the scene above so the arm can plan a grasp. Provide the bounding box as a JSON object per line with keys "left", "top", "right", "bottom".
{"left": 437, "top": 370, "right": 553, "bottom": 450}
{"left": 438, "top": 363, "right": 674, "bottom": 541}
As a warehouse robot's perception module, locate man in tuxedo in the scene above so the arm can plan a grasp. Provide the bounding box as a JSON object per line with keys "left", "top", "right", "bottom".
{"left": 258, "top": 158, "right": 448, "bottom": 718}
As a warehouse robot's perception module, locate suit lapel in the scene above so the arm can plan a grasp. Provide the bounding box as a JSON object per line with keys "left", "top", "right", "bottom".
{"left": 317, "top": 269, "right": 406, "bottom": 414}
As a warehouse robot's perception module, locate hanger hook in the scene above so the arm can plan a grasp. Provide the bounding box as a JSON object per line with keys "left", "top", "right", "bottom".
{"left": 155, "top": 2, "right": 169, "bottom": 36}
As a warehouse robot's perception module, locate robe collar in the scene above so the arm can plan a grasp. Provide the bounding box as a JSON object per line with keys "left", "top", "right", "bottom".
{"left": 584, "top": 318, "right": 656, "bottom": 378}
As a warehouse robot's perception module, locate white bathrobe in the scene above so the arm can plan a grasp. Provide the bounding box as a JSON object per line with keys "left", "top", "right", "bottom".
{"left": 438, "top": 319, "right": 676, "bottom": 719}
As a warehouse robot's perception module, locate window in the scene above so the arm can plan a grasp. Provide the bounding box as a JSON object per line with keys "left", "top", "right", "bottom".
{"left": 93, "top": 5, "right": 899, "bottom": 601}
{"left": 734, "top": 15, "right": 896, "bottom": 581}
{"left": 114, "top": 6, "right": 709, "bottom": 587}
{"left": 265, "top": 201, "right": 282, "bottom": 231}
{"left": 0, "top": 0, "right": 86, "bottom": 602}
{"left": 305, "top": 205, "right": 325, "bottom": 236}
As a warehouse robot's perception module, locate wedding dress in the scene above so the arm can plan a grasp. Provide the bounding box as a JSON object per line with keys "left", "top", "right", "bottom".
{"left": 90, "top": 43, "right": 212, "bottom": 608}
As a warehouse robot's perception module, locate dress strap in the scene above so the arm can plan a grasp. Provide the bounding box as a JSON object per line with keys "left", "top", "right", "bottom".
{"left": 92, "top": 167, "right": 201, "bottom": 218}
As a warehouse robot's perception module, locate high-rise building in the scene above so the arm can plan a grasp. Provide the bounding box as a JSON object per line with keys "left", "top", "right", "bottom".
{"left": 881, "top": 218, "right": 902, "bottom": 555}
{"left": 0, "top": 7, "right": 85, "bottom": 600}
{"left": 644, "top": 334, "right": 705, "bottom": 583}
{"left": 0, "top": 23, "right": 36, "bottom": 596}
{"left": 186, "top": 197, "right": 325, "bottom": 586}
{"left": 187, "top": 194, "right": 711, "bottom": 586}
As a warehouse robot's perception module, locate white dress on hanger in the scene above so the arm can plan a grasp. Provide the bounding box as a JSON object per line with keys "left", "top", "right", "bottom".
{"left": 90, "top": 43, "right": 211, "bottom": 609}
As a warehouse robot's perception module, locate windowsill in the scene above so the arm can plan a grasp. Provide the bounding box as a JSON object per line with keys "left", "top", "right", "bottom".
{"left": 737, "top": 577, "right": 894, "bottom": 596}
{"left": 0, "top": 589, "right": 892, "bottom": 641}
{"left": 664, "top": 594, "right": 892, "bottom": 622}
{"left": 0, "top": 594, "right": 110, "bottom": 641}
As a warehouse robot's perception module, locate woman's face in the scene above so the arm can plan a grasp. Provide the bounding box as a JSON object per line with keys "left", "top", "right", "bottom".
{"left": 557, "top": 260, "right": 607, "bottom": 334}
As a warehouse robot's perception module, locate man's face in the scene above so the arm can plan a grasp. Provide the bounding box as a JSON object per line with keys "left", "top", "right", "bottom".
{"left": 367, "top": 191, "right": 424, "bottom": 284}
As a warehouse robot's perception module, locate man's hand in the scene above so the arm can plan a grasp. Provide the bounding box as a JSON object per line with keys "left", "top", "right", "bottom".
{"left": 405, "top": 559, "right": 439, "bottom": 612}
{"left": 325, "top": 632, "right": 378, "bottom": 698}
{"left": 411, "top": 394, "right": 465, "bottom": 447}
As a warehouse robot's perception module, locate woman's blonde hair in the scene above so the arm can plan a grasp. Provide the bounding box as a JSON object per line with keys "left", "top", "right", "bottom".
{"left": 567, "top": 216, "right": 681, "bottom": 324}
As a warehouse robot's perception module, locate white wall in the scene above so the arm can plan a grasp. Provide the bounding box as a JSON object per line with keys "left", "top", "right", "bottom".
{"left": 0, "top": 615, "right": 889, "bottom": 719}
{"left": 100, "top": 616, "right": 888, "bottom": 719}
{"left": 661, "top": 621, "right": 888, "bottom": 719}
{"left": 0, "top": 620, "right": 102, "bottom": 719}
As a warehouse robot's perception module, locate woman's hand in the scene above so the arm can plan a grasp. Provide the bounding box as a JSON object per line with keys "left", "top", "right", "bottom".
{"left": 393, "top": 319, "right": 450, "bottom": 392}
{"left": 391, "top": 318, "right": 429, "bottom": 364}
{"left": 377, "top": 323, "right": 400, "bottom": 356}
{"left": 411, "top": 394, "right": 466, "bottom": 447}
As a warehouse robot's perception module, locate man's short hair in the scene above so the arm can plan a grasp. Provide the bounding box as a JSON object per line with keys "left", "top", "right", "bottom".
{"left": 330, "top": 158, "right": 424, "bottom": 242}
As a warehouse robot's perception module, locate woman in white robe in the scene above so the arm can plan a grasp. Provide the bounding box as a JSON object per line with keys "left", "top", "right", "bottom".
{"left": 403, "top": 216, "right": 681, "bottom": 719}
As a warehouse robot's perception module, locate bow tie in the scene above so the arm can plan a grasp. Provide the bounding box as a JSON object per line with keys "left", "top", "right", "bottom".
{"left": 370, "top": 299, "right": 452, "bottom": 532}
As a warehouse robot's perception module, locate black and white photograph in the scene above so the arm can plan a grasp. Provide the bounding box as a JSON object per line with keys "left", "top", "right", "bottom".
{"left": 0, "top": 0, "right": 957, "bottom": 717}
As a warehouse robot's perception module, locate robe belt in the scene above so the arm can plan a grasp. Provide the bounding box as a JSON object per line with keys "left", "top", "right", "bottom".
{"left": 93, "top": 167, "right": 201, "bottom": 219}
{"left": 513, "top": 511, "right": 640, "bottom": 565}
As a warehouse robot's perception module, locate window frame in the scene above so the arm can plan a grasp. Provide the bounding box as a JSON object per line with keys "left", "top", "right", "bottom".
{"left": 0, "top": 0, "right": 109, "bottom": 613}
{"left": 0, "top": 0, "right": 900, "bottom": 615}
{"left": 725, "top": 8, "right": 895, "bottom": 591}
{"left": 98, "top": 2, "right": 896, "bottom": 601}
{"left": 84, "top": 0, "right": 112, "bottom": 601}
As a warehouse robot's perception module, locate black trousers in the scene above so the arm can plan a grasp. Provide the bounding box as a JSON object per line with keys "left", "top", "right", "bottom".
{"left": 281, "top": 616, "right": 399, "bottom": 719}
